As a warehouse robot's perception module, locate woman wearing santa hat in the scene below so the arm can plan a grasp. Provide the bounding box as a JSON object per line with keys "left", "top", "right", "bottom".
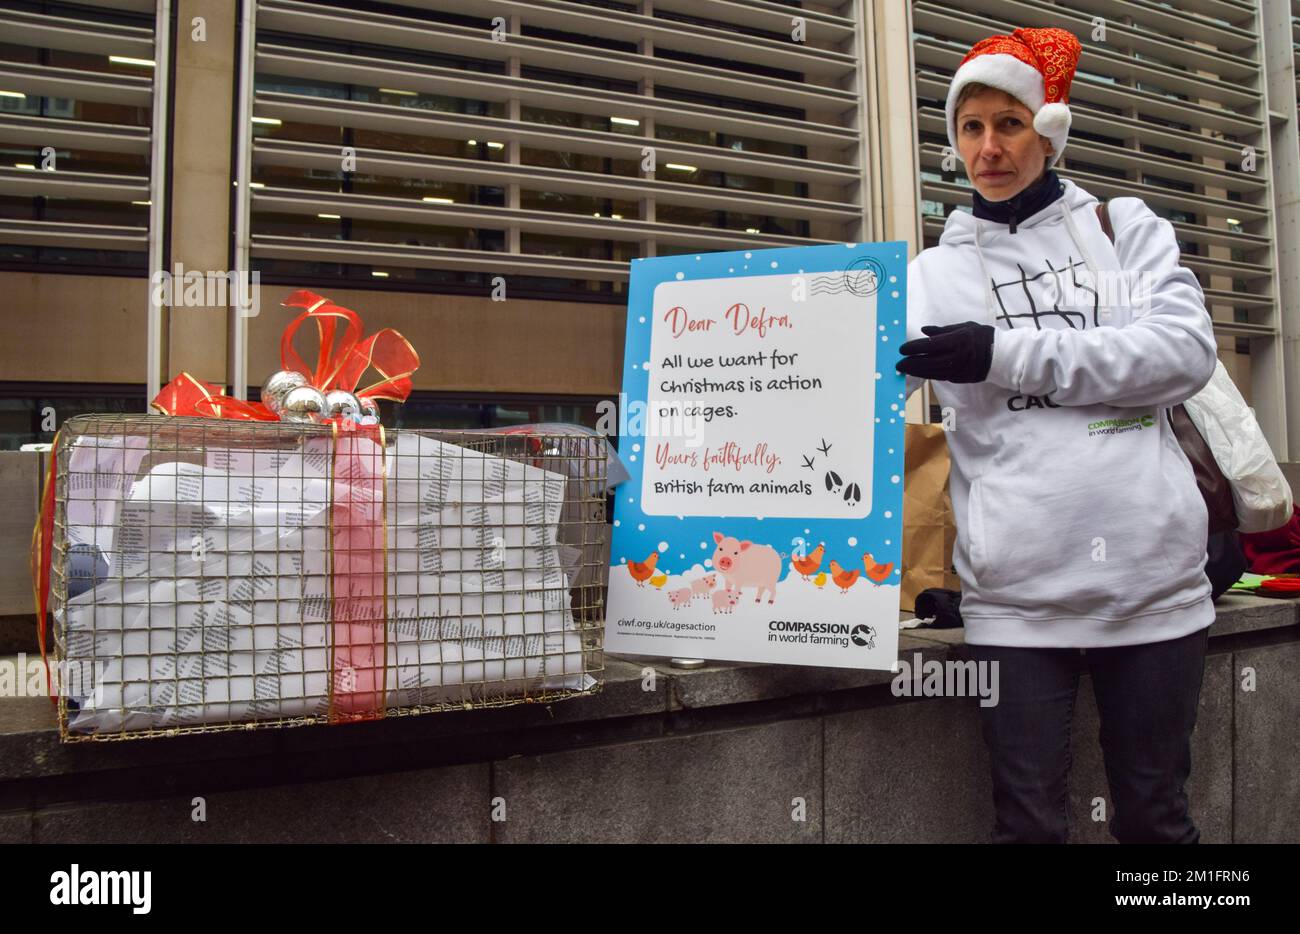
{"left": 896, "top": 27, "right": 1219, "bottom": 843}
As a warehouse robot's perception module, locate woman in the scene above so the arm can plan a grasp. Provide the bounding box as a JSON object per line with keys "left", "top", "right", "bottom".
{"left": 896, "top": 27, "right": 1219, "bottom": 844}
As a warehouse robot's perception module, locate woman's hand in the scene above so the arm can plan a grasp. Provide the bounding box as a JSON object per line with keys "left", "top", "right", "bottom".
{"left": 895, "top": 322, "right": 995, "bottom": 384}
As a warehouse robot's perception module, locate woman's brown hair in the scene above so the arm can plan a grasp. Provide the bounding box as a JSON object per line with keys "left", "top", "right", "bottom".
{"left": 954, "top": 81, "right": 1027, "bottom": 116}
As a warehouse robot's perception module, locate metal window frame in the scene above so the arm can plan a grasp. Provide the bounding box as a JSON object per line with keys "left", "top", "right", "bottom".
{"left": 232, "top": 0, "right": 866, "bottom": 297}
{"left": 147, "top": 0, "right": 170, "bottom": 405}
{"left": 1266, "top": 0, "right": 1300, "bottom": 460}
{"left": 0, "top": 0, "right": 166, "bottom": 403}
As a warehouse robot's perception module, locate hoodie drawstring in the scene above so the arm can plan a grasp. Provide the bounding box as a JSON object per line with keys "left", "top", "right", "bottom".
{"left": 1058, "top": 197, "right": 1101, "bottom": 284}
{"left": 972, "top": 216, "right": 998, "bottom": 325}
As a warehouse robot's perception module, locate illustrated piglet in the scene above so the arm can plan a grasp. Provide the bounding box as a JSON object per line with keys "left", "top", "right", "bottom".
{"left": 689, "top": 573, "right": 718, "bottom": 600}
{"left": 711, "top": 588, "right": 739, "bottom": 614}
{"left": 668, "top": 587, "right": 693, "bottom": 610}
{"left": 711, "top": 532, "right": 783, "bottom": 604}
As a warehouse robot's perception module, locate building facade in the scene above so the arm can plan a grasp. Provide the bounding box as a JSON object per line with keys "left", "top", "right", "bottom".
{"left": 0, "top": 0, "right": 1296, "bottom": 459}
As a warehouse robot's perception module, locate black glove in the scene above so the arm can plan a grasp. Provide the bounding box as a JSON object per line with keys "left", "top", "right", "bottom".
{"left": 895, "top": 322, "right": 995, "bottom": 384}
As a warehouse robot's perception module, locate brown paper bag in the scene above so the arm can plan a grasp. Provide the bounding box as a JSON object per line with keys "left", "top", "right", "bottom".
{"left": 901, "top": 423, "right": 960, "bottom": 611}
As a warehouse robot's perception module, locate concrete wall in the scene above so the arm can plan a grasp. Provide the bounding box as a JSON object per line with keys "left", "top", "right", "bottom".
{"left": 0, "top": 596, "right": 1295, "bottom": 842}
{"left": 0, "top": 270, "right": 627, "bottom": 395}
{"left": 0, "top": 273, "right": 148, "bottom": 383}
{"left": 0, "top": 0, "right": 627, "bottom": 399}
{"left": 247, "top": 287, "right": 626, "bottom": 396}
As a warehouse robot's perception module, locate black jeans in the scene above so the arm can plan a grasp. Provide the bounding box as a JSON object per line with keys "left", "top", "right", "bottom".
{"left": 960, "top": 624, "right": 1211, "bottom": 844}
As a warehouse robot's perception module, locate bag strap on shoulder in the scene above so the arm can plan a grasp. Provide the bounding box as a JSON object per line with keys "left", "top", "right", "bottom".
{"left": 1093, "top": 198, "right": 1238, "bottom": 531}
{"left": 1095, "top": 200, "right": 1115, "bottom": 244}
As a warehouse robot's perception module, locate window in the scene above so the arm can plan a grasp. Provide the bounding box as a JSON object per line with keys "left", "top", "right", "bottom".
{"left": 0, "top": 5, "right": 159, "bottom": 275}
{"left": 246, "top": 0, "right": 863, "bottom": 299}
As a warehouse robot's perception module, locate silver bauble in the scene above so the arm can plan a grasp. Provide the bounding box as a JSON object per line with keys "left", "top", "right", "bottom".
{"left": 358, "top": 397, "right": 380, "bottom": 420}
{"left": 262, "top": 370, "right": 308, "bottom": 413}
{"left": 279, "top": 385, "right": 328, "bottom": 423}
{"left": 324, "top": 389, "right": 363, "bottom": 422}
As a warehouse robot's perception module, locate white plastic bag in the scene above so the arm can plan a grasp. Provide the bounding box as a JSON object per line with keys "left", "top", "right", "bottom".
{"left": 1182, "top": 360, "right": 1293, "bottom": 533}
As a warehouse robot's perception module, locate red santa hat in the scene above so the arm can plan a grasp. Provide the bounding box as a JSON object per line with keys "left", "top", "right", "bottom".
{"left": 945, "top": 27, "right": 1083, "bottom": 169}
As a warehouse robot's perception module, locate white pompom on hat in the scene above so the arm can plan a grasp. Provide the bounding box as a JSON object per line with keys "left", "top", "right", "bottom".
{"left": 945, "top": 27, "right": 1083, "bottom": 169}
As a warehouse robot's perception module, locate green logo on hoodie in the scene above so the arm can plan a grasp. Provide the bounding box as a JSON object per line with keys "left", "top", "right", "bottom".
{"left": 1087, "top": 412, "right": 1156, "bottom": 437}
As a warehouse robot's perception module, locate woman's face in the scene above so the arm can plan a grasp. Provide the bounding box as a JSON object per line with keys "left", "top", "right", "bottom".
{"left": 956, "top": 87, "right": 1053, "bottom": 201}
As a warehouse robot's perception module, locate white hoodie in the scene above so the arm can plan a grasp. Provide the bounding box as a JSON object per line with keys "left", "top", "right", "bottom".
{"left": 905, "top": 177, "right": 1218, "bottom": 648}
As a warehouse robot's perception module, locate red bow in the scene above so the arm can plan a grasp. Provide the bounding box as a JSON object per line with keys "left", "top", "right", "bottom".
{"left": 151, "top": 372, "right": 278, "bottom": 420}
{"left": 152, "top": 290, "right": 421, "bottom": 418}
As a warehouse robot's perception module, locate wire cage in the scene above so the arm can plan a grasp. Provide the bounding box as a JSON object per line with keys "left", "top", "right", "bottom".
{"left": 45, "top": 414, "right": 609, "bottom": 742}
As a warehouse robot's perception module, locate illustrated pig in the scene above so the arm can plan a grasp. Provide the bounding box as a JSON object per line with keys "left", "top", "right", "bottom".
{"left": 711, "top": 588, "right": 739, "bottom": 614}
{"left": 711, "top": 532, "right": 783, "bottom": 604}
{"left": 689, "top": 573, "right": 718, "bottom": 600}
{"left": 668, "top": 587, "right": 693, "bottom": 610}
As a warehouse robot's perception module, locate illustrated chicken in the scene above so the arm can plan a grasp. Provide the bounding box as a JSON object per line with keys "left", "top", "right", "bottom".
{"left": 791, "top": 543, "right": 825, "bottom": 581}
{"left": 827, "top": 559, "right": 860, "bottom": 593}
{"left": 862, "top": 552, "right": 894, "bottom": 587}
{"left": 814, "top": 572, "right": 828, "bottom": 589}
{"left": 626, "top": 552, "right": 660, "bottom": 587}
{"left": 649, "top": 574, "right": 668, "bottom": 589}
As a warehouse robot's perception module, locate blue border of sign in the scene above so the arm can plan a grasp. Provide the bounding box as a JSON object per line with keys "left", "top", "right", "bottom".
{"left": 610, "top": 241, "right": 910, "bottom": 586}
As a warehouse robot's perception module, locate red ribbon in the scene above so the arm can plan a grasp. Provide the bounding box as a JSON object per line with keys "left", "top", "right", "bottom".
{"left": 279, "top": 289, "right": 420, "bottom": 402}
{"left": 328, "top": 421, "right": 388, "bottom": 722}
{"left": 36, "top": 290, "right": 414, "bottom": 727}
{"left": 30, "top": 432, "right": 59, "bottom": 706}
{"left": 152, "top": 289, "right": 421, "bottom": 417}
{"left": 150, "top": 372, "right": 278, "bottom": 421}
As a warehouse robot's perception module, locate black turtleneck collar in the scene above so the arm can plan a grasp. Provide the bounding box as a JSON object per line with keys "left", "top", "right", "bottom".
{"left": 971, "top": 167, "right": 1064, "bottom": 234}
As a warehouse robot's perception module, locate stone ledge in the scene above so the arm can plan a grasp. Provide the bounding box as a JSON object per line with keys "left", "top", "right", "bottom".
{"left": 612, "top": 592, "right": 1297, "bottom": 710}
{"left": 0, "top": 596, "right": 1293, "bottom": 794}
